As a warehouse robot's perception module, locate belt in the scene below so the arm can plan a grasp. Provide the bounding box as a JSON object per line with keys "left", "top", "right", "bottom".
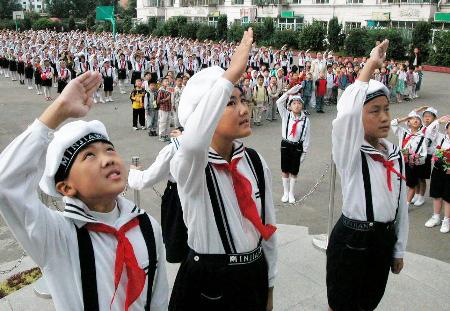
{"left": 282, "top": 139, "right": 302, "bottom": 146}
{"left": 341, "top": 215, "right": 396, "bottom": 232}
{"left": 188, "top": 246, "right": 263, "bottom": 266}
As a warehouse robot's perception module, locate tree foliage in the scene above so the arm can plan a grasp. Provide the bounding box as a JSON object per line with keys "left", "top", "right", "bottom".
{"left": 216, "top": 15, "right": 227, "bottom": 41}
{"left": 298, "top": 21, "right": 326, "bottom": 51}
{"left": 196, "top": 24, "right": 216, "bottom": 41}
{"left": 227, "top": 22, "right": 245, "bottom": 43}
{"left": 411, "top": 21, "right": 431, "bottom": 59}
{"left": 327, "top": 17, "right": 344, "bottom": 51}
{"left": 273, "top": 30, "right": 298, "bottom": 49}
{"left": 429, "top": 31, "right": 450, "bottom": 67}
{"left": 344, "top": 28, "right": 371, "bottom": 56}
{"left": 0, "top": 0, "right": 22, "bottom": 19}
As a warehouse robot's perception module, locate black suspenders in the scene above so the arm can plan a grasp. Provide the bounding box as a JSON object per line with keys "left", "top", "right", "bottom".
{"left": 360, "top": 151, "right": 404, "bottom": 222}
{"left": 205, "top": 148, "right": 266, "bottom": 254}
{"left": 75, "top": 213, "right": 156, "bottom": 311}
{"left": 415, "top": 136, "right": 425, "bottom": 154}
{"left": 285, "top": 113, "right": 291, "bottom": 139}
{"left": 285, "top": 114, "right": 307, "bottom": 143}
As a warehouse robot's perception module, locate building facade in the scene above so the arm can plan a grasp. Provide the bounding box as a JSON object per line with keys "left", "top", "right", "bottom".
{"left": 136, "top": 0, "right": 450, "bottom": 31}
{"left": 16, "top": 0, "right": 45, "bottom": 12}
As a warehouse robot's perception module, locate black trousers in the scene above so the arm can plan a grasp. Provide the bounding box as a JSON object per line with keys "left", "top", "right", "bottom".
{"left": 169, "top": 249, "right": 269, "bottom": 311}
{"left": 161, "top": 181, "right": 189, "bottom": 263}
{"left": 132, "top": 108, "right": 145, "bottom": 127}
{"left": 326, "top": 216, "right": 397, "bottom": 311}
{"left": 281, "top": 139, "right": 303, "bottom": 175}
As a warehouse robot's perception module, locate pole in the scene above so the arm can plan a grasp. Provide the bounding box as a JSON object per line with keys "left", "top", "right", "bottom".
{"left": 15, "top": 19, "right": 18, "bottom": 32}
{"left": 131, "top": 156, "right": 140, "bottom": 206}
{"left": 311, "top": 154, "right": 337, "bottom": 251}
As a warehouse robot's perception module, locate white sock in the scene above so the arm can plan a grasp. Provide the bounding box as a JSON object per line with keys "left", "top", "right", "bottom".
{"left": 282, "top": 177, "right": 289, "bottom": 195}
{"left": 289, "top": 177, "right": 296, "bottom": 195}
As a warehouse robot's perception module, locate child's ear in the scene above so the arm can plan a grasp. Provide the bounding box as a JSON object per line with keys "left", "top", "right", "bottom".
{"left": 56, "top": 180, "right": 78, "bottom": 197}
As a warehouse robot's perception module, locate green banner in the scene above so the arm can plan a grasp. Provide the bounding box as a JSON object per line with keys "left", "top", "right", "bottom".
{"left": 96, "top": 6, "right": 114, "bottom": 21}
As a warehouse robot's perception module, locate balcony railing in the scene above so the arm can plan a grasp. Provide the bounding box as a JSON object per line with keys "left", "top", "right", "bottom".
{"left": 252, "top": 0, "right": 288, "bottom": 5}
{"left": 377, "top": 0, "right": 438, "bottom": 4}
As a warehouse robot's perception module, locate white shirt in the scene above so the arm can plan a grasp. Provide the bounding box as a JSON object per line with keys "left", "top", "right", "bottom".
{"left": 276, "top": 93, "right": 311, "bottom": 152}
{"left": 332, "top": 80, "right": 409, "bottom": 258}
{"left": 391, "top": 119, "right": 427, "bottom": 165}
{"left": 170, "top": 77, "right": 278, "bottom": 287}
{"left": 0, "top": 120, "right": 168, "bottom": 311}
{"left": 421, "top": 119, "right": 440, "bottom": 155}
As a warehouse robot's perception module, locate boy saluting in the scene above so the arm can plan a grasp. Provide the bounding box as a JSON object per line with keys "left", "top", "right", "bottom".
{"left": 327, "top": 40, "right": 409, "bottom": 311}
{"left": 0, "top": 71, "right": 168, "bottom": 311}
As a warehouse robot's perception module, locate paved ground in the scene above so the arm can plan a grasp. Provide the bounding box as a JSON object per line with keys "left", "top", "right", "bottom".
{"left": 0, "top": 71, "right": 449, "bottom": 265}
{"left": 1, "top": 225, "right": 449, "bottom": 311}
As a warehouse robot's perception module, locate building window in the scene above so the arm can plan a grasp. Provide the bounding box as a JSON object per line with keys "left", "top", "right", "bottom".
{"left": 391, "top": 20, "right": 416, "bottom": 29}
{"left": 277, "top": 17, "right": 303, "bottom": 30}
{"left": 346, "top": 0, "right": 363, "bottom": 3}
{"left": 379, "top": 0, "right": 436, "bottom": 3}
{"left": 37, "top": 4, "right": 41, "bottom": 7}
{"left": 208, "top": 16, "right": 218, "bottom": 27}
{"left": 252, "top": 0, "right": 285, "bottom": 5}
{"left": 180, "top": 0, "right": 223, "bottom": 5}
{"left": 285, "top": 0, "right": 301, "bottom": 4}
{"left": 232, "top": 0, "right": 244, "bottom": 4}
{"left": 316, "top": 20, "right": 328, "bottom": 29}
{"left": 344, "top": 21, "right": 361, "bottom": 32}
{"left": 314, "top": 0, "right": 329, "bottom": 3}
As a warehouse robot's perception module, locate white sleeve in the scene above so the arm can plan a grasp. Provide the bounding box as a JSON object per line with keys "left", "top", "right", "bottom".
{"left": 425, "top": 120, "right": 439, "bottom": 142}
{"left": 332, "top": 80, "right": 368, "bottom": 173}
{"left": 303, "top": 118, "right": 311, "bottom": 153}
{"left": 170, "top": 77, "right": 233, "bottom": 191}
{"left": 393, "top": 161, "right": 409, "bottom": 258}
{"left": 128, "top": 144, "right": 175, "bottom": 190}
{"left": 260, "top": 156, "right": 278, "bottom": 288}
{"left": 276, "top": 91, "right": 290, "bottom": 120}
{"left": 0, "top": 119, "right": 69, "bottom": 267}
{"left": 390, "top": 118, "right": 408, "bottom": 141}
{"left": 149, "top": 217, "right": 169, "bottom": 311}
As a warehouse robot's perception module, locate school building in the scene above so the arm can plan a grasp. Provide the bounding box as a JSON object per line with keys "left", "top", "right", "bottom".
{"left": 136, "top": 0, "right": 450, "bottom": 32}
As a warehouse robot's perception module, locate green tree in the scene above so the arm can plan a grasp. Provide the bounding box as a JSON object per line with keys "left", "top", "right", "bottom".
{"left": 68, "top": 16, "right": 76, "bottom": 30}
{"left": 196, "top": 24, "right": 216, "bottom": 41}
{"left": 368, "top": 28, "right": 407, "bottom": 60}
{"left": 122, "top": 16, "right": 132, "bottom": 33}
{"left": 125, "top": 0, "right": 137, "bottom": 17}
{"left": 411, "top": 21, "right": 431, "bottom": 60}
{"left": 227, "top": 22, "right": 244, "bottom": 42}
{"left": 0, "top": 0, "right": 22, "bottom": 19}
{"left": 45, "top": 0, "right": 69, "bottom": 18}
{"left": 32, "top": 17, "right": 59, "bottom": 29}
{"left": 147, "top": 17, "right": 157, "bottom": 33}
{"left": 132, "top": 22, "right": 149, "bottom": 34}
{"left": 344, "top": 27, "right": 370, "bottom": 56}
{"left": 273, "top": 30, "right": 298, "bottom": 49}
{"left": 216, "top": 15, "right": 227, "bottom": 41}
{"left": 85, "top": 13, "right": 95, "bottom": 30}
{"left": 180, "top": 22, "right": 199, "bottom": 39}
{"left": 428, "top": 31, "right": 450, "bottom": 67}
{"left": 298, "top": 21, "right": 326, "bottom": 51}
{"left": 71, "top": 0, "right": 90, "bottom": 18}
{"left": 327, "top": 17, "right": 344, "bottom": 51}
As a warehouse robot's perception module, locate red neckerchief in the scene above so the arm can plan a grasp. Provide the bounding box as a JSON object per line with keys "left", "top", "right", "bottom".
{"left": 85, "top": 218, "right": 146, "bottom": 311}
{"left": 402, "top": 133, "right": 416, "bottom": 148}
{"left": 290, "top": 117, "right": 302, "bottom": 138}
{"left": 368, "top": 154, "right": 406, "bottom": 192}
{"left": 213, "top": 157, "right": 277, "bottom": 240}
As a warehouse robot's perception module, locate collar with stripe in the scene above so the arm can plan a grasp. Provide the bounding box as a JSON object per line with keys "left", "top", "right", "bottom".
{"left": 208, "top": 140, "right": 245, "bottom": 165}
{"left": 62, "top": 196, "right": 145, "bottom": 228}
{"left": 360, "top": 138, "right": 401, "bottom": 161}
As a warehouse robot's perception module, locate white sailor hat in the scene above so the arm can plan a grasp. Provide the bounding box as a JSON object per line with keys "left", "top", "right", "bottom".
{"left": 423, "top": 107, "right": 438, "bottom": 117}
{"left": 39, "top": 120, "right": 112, "bottom": 198}
{"left": 364, "top": 79, "right": 390, "bottom": 104}
{"left": 289, "top": 95, "right": 304, "bottom": 105}
{"left": 178, "top": 66, "right": 225, "bottom": 128}
{"left": 407, "top": 111, "right": 422, "bottom": 123}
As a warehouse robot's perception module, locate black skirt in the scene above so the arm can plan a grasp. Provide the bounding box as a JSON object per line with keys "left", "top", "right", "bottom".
{"left": 25, "top": 65, "right": 34, "bottom": 79}
{"left": 118, "top": 68, "right": 127, "bottom": 80}
{"left": 281, "top": 139, "right": 303, "bottom": 175}
{"left": 9, "top": 60, "right": 17, "bottom": 71}
{"left": 405, "top": 164, "right": 420, "bottom": 188}
{"left": 418, "top": 154, "right": 432, "bottom": 179}
{"left": 103, "top": 76, "right": 114, "bottom": 92}
{"left": 34, "top": 70, "right": 42, "bottom": 85}
{"left": 161, "top": 181, "right": 189, "bottom": 263}
{"left": 17, "top": 61, "right": 25, "bottom": 74}
{"left": 430, "top": 163, "right": 450, "bottom": 202}
{"left": 326, "top": 216, "right": 397, "bottom": 311}
{"left": 169, "top": 248, "right": 268, "bottom": 311}
{"left": 41, "top": 77, "right": 52, "bottom": 87}
{"left": 57, "top": 80, "right": 67, "bottom": 93}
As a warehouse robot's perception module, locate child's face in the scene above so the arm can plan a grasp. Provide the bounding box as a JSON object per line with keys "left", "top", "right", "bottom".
{"left": 408, "top": 117, "right": 421, "bottom": 130}
{"left": 57, "top": 142, "right": 126, "bottom": 200}
{"left": 176, "top": 78, "right": 183, "bottom": 87}
{"left": 306, "top": 74, "right": 312, "bottom": 80}
{"left": 362, "top": 96, "right": 391, "bottom": 139}
{"left": 244, "top": 79, "right": 250, "bottom": 86}
{"left": 270, "top": 77, "right": 277, "bottom": 85}
{"left": 162, "top": 79, "right": 168, "bottom": 87}
{"left": 319, "top": 72, "right": 325, "bottom": 79}
{"left": 144, "top": 74, "right": 150, "bottom": 81}
{"left": 258, "top": 78, "right": 264, "bottom": 85}
{"left": 290, "top": 100, "right": 303, "bottom": 115}
{"left": 423, "top": 112, "right": 436, "bottom": 126}
{"left": 149, "top": 83, "right": 155, "bottom": 91}
{"left": 215, "top": 87, "right": 251, "bottom": 140}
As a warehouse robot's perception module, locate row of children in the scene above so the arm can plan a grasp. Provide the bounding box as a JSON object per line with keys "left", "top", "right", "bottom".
{"left": 0, "top": 32, "right": 417, "bottom": 311}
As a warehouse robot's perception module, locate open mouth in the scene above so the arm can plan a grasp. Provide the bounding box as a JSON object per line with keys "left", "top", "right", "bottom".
{"left": 239, "top": 119, "right": 250, "bottom": 126}
{"left": 106, "top": 169, "right": 121, "bottom": 180}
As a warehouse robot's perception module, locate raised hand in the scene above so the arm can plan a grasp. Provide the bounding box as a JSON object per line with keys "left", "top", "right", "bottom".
{"left": 224, "top": 28, "right": 253, "bottom": 85}
{"left": 369, "top": 39, "right": 389, "bottom": 68}
{"left": 287, "top": 84, "right": 302, "bottom": 95}
{"left": 39, "top": 71, "right": 102, "bottom": 129}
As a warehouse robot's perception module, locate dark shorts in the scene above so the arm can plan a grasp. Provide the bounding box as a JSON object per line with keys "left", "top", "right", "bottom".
{"left": 169, "top": 248, "right": 268, "bottom": 311}
{"left": 161, "top": 181, "right": 189, "bottom": 263}
{"left": 117, "top": 68, "right": 127, "bottom": 80}
{"left": 326, "top": 216, "right": 397, "bottom": 311}
{"left": 41, "top": 78, "right": 52, "bottom": 87}
{"left": 418, "top": 154, "right": 432, "bottom": 179}
{"left": 406, "top": 164, "right": 420, "bottom": 188}
{"left": 103, "top": 76, "right": 113, "bottom": 92}
{"left": 430, "top": 163, "right": 450, "bottom": 203}
{"left": 281, "top": 139, "right": 303, "bottom": 175}
{"left": 57, "top": 80, "right": 67, "bottom": 93}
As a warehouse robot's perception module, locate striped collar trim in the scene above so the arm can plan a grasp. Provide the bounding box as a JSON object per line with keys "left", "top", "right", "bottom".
{"left": 208, "top": 140, "right": 245, "bottom": 164}
{"left": 62, "top": 196, "right": 144, "bottom": 228}
{"left": 360, "top": 139, "right": 401, "bottom": 161}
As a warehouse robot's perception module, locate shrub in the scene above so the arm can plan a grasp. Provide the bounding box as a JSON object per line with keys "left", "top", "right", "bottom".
{"left": 327, "top": 17, "right": 344, "bottom": 51}
{"left": 32, "top": 18, "right": 59, "bottom": 30}
{"left": 411, "top": 21, "right": 432, "bottom": 60}
{"left": 273, "top": 30, "right": 298, "bottom": 49}
{"left": 298, "top": 21, "right": 326, "bottom": 51}
{"left": 227, "top": 22, "right": 245, "bottom": 42}
{"left": 180, "top": 22, "right": 199, "bottom": 39}
{"left": 344, "top": 27, "right": 370, "bottom": 57}
{"left": 428, "top": 31, "right": 450, "bottom": 67}
{"left": 196, "top": 24, "right": 216, "bottom": 41}
{"left": 132, "top": 23, "right": 149, "bottom": 35}
{"left": 216, "top": 15, "right": 227, "bottom": 41}
{"left": 368, "top": 28, "right": 407, "bottom": 60}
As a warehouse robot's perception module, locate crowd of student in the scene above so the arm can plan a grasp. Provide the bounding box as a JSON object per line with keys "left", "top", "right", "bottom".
{"left": 0, "top": 28, "right": 448, "bottom": 311}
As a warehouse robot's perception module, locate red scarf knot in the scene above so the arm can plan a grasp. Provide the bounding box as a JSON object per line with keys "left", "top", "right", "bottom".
{"left": 213, "top": 157, "right": 277, "bottom": 240}
{"left": 290, "top": 118, "right": 301, "bottom": 138}
{"left": 368, "top": 154, "right": 406, "bottom": 192}
{"left": 85, "top": 217, "right": 146, "bottom": 311}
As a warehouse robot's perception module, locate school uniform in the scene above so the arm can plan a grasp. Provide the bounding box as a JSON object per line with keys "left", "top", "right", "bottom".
{"left": 24, "top": 60, "right": 34, "bottom": 79}
{"left": 131, "top": 59, "right": 145, "bottom": 85}
{"left": 101, "top": 67, "right": 115, "bottom": 92}
{"left": 418, "top": 117, "right": 440, "bottom": 180}
{"left": 128, "top": 139, "right": 189, "bottom": 263}
{"left": 0, "top": 119, "right": 168, "bottom": 311}
{"left": 117, "top": 59, "right": 128, "bottom": 80}
{"left": 34, "top": 63, "right": 42, "bottom": 86}
{"left": 170, "top": 67, "right": 277, "bottom": 310}
{"left": 328, "top": 80, "right": 409, "bottom": 311}
{"left": 41, "top": 66, "right": 53, "bottom": 87}
{"left": 391, "top": 117, "right": 427, "bottom": 188}
{"left": 57, "top": 67, "right": 71, "bottom": 93}
{"left": 430, "top": 133, "right": 450, "bottom": 203}
{"left": 276, "top": 94, "right": 310, "bottom": 176}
